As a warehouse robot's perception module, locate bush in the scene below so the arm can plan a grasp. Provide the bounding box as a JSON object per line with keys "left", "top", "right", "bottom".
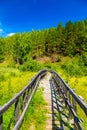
{"left": 0, "top": 74, "right": 5, "bottom": 81}
{"left": 80, "top": 52, "right": 87, "bottom": 66}
{"left": 19, "top": 59, "right": 43, "bottom": 72}
{"left": 61, "top": 61, "right": 84, "bottom": 76}
{"left": 44, "top": 63, "right": 59, "bottom": 71}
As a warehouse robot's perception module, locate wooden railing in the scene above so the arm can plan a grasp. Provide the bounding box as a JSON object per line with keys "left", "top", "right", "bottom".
{"left": 0, "top": 70, "right": 47, "bottom": 130}
{"left": 50, "top": 70, "right": 87, "bottom": 130}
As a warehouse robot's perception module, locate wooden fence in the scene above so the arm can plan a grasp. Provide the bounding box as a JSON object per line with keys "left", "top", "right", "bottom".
{"left": 50, "top": 70, "right": 87, "bottom": 130}
{"left": 0, "top": 70, "right": 47, "bottom": 130}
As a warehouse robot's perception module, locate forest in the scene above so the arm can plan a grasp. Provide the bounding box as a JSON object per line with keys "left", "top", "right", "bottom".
{"left": 0, "top": 19, "right": 87, "bottom": 69}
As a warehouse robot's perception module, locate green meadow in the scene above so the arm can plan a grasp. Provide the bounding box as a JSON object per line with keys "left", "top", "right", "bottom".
{"left": 0, "top": 57, "right": 87, "bottom": 129}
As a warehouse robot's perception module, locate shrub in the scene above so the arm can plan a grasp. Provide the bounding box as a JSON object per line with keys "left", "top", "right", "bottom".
{"left": 44, "top": 63, "right": 58, "bottom": 71}
{"left": 0, "top": 74, "right": 5, "bottom": 81}
{"left": 61, "top": 62, "right": 84, "bottom": 76}
{"left": 80, "top": 52, "right": 87, "bottom": 66}
{"left": 19, "top": 59, "right": 43, "bottom": 72}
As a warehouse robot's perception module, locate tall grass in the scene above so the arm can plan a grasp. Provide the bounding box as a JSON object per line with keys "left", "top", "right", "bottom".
{"left": 0, "top": 66, "right": 36, "bottom": 105}
{"left": 0, "top": 66, "right": 36, "bottom": 129}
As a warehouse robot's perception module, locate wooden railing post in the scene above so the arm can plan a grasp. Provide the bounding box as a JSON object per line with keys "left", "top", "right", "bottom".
{"left": 72, "top": 89, "right": 77, "bottom": 114}
{"left": 14, "top": 99, "right": 20, "bottom": 124}
{"left": 58, "top": 80, "right": 63, "bottom": 98}
{"left": 27, "top": 87, "right": 31, "bottom": 100}
{"left": 0, "top": 115, "right": 3, "bottom": 130}
{"left": 23, "top": 91, "right": 26, "bottom": 111}
{"left": 0, "top": 106, "right": 3, "bottom": 130}
{"left": 67, "top": 91, "right": 72, "bottom": 119}
{"left": 72, "top": 89, "right": 78, "bottom": 130}
{"left": 32, "top": 81, "right": 36, "bottom": 90}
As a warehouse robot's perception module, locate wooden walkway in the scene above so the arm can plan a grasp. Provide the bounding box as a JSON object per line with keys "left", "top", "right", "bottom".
{"left": 39, "top": 73, "right": 52, "bottom": 130}
{"left": 39, "top": 73, "right": 75, "bottom": 130}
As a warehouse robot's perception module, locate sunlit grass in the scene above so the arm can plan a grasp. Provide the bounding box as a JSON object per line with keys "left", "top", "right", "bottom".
{"left": 68, "top": 76, "right": 87, "bottom": 103}
{"left": 20, "top": 87, "right": 47, "bottom": 130}
{"left": 0, "top": 66, "right": 36, "bottom": 129}
{"left": 0, "top": 61, "right": 87, "bottom": 129}
{"left": 67, "top": 76, "right": 87, "bottom": 129}
{"left": 0, "top": 66, "right": 36, "bottom": 105}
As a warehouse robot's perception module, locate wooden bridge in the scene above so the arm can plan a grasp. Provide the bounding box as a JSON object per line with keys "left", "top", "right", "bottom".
{"left": 0, "top": 70, "right": 87, "bottom": 130}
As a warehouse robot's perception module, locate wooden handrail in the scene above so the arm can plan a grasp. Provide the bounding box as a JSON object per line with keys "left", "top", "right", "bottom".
{"left": 50, "top": 70, "right": 87, "bottom": 115}
{"left": 0, "top": 70, "right": 47, "bottom": 130}
{"left": 50, "top": 70, "right": 87, "bottom": 130}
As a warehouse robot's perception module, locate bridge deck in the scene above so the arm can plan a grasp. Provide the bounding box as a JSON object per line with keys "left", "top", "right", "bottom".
{"left": 39, "top": 73, "right": 74, "bottom": 130}
{"left": 39, "top": 73, "right": 52, "bottom": 130}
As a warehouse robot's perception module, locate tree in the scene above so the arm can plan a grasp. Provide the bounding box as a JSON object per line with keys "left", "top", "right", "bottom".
{"left": 13, "top": 33, "right": 22, "bottom": 64}
{"left": 0, "top": 38, "right": 4, "bottom": 62}
{"left": 56, "top": 22, "right": 65, "bottom": 54}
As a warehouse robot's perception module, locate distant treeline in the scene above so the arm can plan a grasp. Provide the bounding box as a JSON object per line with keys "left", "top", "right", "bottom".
{"left": 0, "top": 19, "right": 87, "bottom": 66}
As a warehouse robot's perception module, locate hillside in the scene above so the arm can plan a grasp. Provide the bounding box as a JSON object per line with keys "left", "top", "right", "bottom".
{"left": 0, "top": 19, "right": 87, "bottom": 68}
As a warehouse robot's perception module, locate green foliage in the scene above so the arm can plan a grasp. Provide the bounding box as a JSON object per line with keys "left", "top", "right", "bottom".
{"left": 0, "top": 19, "right": 87, "bottom": 66}
{"left": 0, "top": 66, "right": 36, "bottom": 105}
{"left": 61, "top": 63, "right": 83, "bottom": 76}
{"left": 19, "top": 59, "right": 43, "bottom": 72}
{"left": 0, "top": 38, "right": 4, "bottom": 62}
{"left": 81, "top": 52, "right": 87, "bottom": 66}
{"left": 0, "top": 73, "right": 5, "bottom": 81}
{"left": 61, "top": 56, "right": 85, "bottom": 76}
{"left": 44, "top": 62, "right": 58, "bottom": 71}
{"left": 3, "top": 106, "right": 14, "bottom": 130}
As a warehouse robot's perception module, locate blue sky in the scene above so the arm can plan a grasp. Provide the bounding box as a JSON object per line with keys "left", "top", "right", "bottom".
{"left": 0, "top": 0, "right": 87, "bottom": 37}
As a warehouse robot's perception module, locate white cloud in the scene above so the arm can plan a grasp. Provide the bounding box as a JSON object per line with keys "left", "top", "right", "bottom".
{"left": 7, "top": 33, "right": 15, "bottom": 37}
{"left": 0, "top": 28, "right": 3, "bottom": 33}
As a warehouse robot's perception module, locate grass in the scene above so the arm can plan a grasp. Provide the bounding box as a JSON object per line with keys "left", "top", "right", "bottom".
{"left": 0, "top": 66, "right": 36, "bottom": 129}
{"left": 20, "top": 87, "right": 47, "bottom": 130}
{"left": 0, "top": 66, "right": 36, "bottom": 105}
{"left": 68, "top": 76, "right": 87, "bottom": 129}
